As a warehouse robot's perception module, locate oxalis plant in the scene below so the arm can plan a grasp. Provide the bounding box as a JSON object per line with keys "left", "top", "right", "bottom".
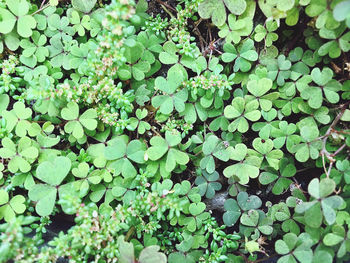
{"left": 0, "top": 0, "right": 350, "bottom": 262}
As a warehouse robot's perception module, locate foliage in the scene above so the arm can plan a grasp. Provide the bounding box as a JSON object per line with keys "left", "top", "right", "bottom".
{"left": 0, "top": 0, "right": 350, "bottom": 262}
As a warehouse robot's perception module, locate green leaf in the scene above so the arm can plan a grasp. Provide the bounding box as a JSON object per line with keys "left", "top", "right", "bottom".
{"left": 223, "top": 162, "right": 259, "bottom": 184}
{"left": 28, "top": 184, "right": 57, "bottom": 216}
{"left": 0, "top": 190, "right": 9, "bottom": 205}
{"left": 189, "top": 202, "right": 206, "bottom": 216}
{"left": 237, "top": 192, "right": 262, "bottom": 211}
{"left": 323, "top": 233, "right": 344, "bottom": 246}
{"left": 146, "top": 136, "right": 168, "bottom": 161}
{"left": 308, "top": 178, "right": 335, "bottom": 199}
{"left": 61, "top": 102, "right": 79, "bottom": 120}
{"left": 17, "top": 15, "right": 37, "bottom": 38}
{"left": 333, "top": 0, "right": 350, "bottom": 22}
{"left": 224, "top": 0, "right": 247, "bottom": 15}
{"left": 35, "top": 156, "right": 71, "bottom": 186}
{"left": 241, "top": 209, "right": 259, "bottom": 226}
{"left": 223, "top": 198, "right": 241, "bottom": 226}
{"left": 275, "top": 239, "right": 290, "bottom": 255}
{"left": 198, "top": 0, "right": 226, "bottom": 27}
{"left": 126, "top": 140, "right": 146, "bottom": 163}
{"left": 79, "top": 109, "right": 97, "bottom": 130}
{"left": 247, "top": 78, "right": 273, "bottom": 97}
{"left": 139, "top": 246, "right": 167, "bottom": 263}
{"left": 0, "top": 94, "right": 9, "bottom": 112}
{"left": 72, "top": 0, "right": 97, "bottom": 13}
{"left": 0, "top": 8, "right": 16, "bottom": 34}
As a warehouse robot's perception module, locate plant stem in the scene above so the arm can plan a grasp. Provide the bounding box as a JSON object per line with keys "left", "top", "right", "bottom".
{"left": 155, "top": 0, "right": 176, "bottom": 12}
{"left": 31, "top": 3, "right": 50, "bottom": 16}
{"left": 320, "top": 101, "right": 350, "bottom": 176}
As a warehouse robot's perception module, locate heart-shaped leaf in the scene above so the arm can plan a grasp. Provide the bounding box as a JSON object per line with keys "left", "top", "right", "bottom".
{"left": 189, "top": 202, "right": 206, "bottom": 216}
{"left": 28, "top": 184, "right": 57, "bottom": 216}
{"left": 237, "top": 192, "right": 262, "bottom": 211}
{"left": 72, "top": 0, "right": 97, "bottom": 13}
{"left": 35, "top": 156, "right": 71, "bottom": 186}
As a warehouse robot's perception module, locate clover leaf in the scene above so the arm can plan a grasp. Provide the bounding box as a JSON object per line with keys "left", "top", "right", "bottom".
{"left": 152, "top": 72, "right": 187, "bottom": 115}
{"left": 69, "top": 41, "right": 95, "bottom": 74}
{"left": 223, "top": 198, "right": 242, "bottom": 226}
{"left": 224, "top": 97, "right": 261, "bottom": 133}
{"left": 305, "top": 0, "right": 339, "bottom": 30}
{"left": 252, "top": 109, "right": 279, "bottom": 139}
{"left": 318, "top": 25, "right": 350, "bottom": 58}
{"left": 259, "top": 157, "right": 296, "bottom": 195}
{"left": 0, "top": 0, "right": 37, "bottom": 38}
{"left": 246, "top": 78, "right": 279, "bottom": 111}
{"left": 121, "top": 41, "right": 151, "bottom": 81}
{"left": 298, "top": 103, "right": 331, "bottom": 125}
{"left": 238, "top": 192, "right": 262, "bottom": 211}
{"left": 223, "top": 192, "right": 262, "bottom": 226}
{"left": 333, "top": 0, "right": 350, "bottom": 27}
{"left": 61, "top": 102, "right": 98, "bottom": 140}
{"left": 48, "top": 36, "right": 77, "bottom": 69}
{"left": 292, "top": 118, "right": 321, "bottom": 162}
{"left": 222, "top": 39, "right": 258, "bottom": 72}
{"left": 34, "top": 6, "right": 56, "bottom": 31}
{"left": 0, "top": 136, "right": 38, "bottom": 173}
{"left": 336, "top": 160, "right": 350, "bottom": 184}
{"left": 19, "top": 31, "right": 49, "bottom": 68}
{"left": 29, "top": 156, "right": 71, "bottom": 216}
{"left": 71, "top": 162, "right": 101, "bottom": 197}
{"left": 269, "top": 202, "right": 300, "bottom": 234}
{"left": 223, "top": 143, "right": 260, "bottom": 184}
{"left": 323, "top": 224, "right": 350, "bottom": 258}
{"left": 200, "top": 134, "right": 230, "bottom": 173}
{"left": 0, "top": 191, "right": 26, "bottom": 222}
{"left": 139, "top": 245, "right": 167, "bottom": 263}
{"left": 127, "top": 108, "right": 151, "bottom": 135}
{"left": 254, "top": 20, "right": 278, "bottom": 47}
{"left": 45, "top": 14, "right": 75, "bottom": 41}
{"left": 105, "top": 137, "right": 146, "bottom": 178}
{"left": 195, "top": 170, "right": 222, "bottom": 199}
{"left": 299, "top": 67, "right": 341, "bottom": 109}
{"left": 198, "top": 0, "right": 247, "bottom": 27}
{"left": 72, "top": 0, "right": 97, "bottom": 13}
{"left": 181, "top": 201, "right": 210, "bottom": 232}
{"left": 0, "top": 31, "right": 20, "bottom": 53}
{"left": 69, "top": 10, "right": 91, "bottom": 36}
{"left": 2, "top": 101, "right": 32, "bottom": 137}
{"left": 146, "top": 131, "right": 189, "bottom": 173}
{"left": 267, "top": 55, "right": 291, "bottom": 86}
{"left": 219, "top": 14, "right": 253, "bottom": 44}
{"left": 240, "top": 209, "right": 273, "bottom": 237}
{"left": 295, "top": 178, "right": 344, "bottom": 228}
{"left": 135, "top": 84, "right": 151, "bottom": 106}
{"left": 252, "top": 138, "right": 283, "bottom": 170}
{"left": 275, "top": 233, "right": 313, "bottom": 263}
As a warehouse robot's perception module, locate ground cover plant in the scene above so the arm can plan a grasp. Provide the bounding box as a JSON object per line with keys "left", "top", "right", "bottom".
{"left": 0, "top": 0, "right": 350, "bottom": 262}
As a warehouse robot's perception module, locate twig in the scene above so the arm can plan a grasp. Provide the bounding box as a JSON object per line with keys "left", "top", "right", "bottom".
{"left": 327, "top": 161, "right": 333, "bottom": 177}
{"left": 254, "top": 254, "right": 278, "bottom": 263}
{"left": 331, "top": 143, "right": 347, "bottom": 157}
{"left": 320, "top": 101, "right": 350, "bottom": 177}
{"left": 192, "top": 19, "right": 206, "bottom": 53}
{"left": 31, "top": 3, "right": 50, "bottom": 15}
{"left": 125, "top": 226, "right": 135, "bottom": 241}
{"left": 155, "top": 0, "right": 176, "bottom": 12}
{"left": 151, "top": 126, "right": 161, "bottom": 137}
{"left": 295, "top": 167, "right": 312, "bottom": 174}
{"left": 40, "top": 0, "right": 47, "bottom": 9}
